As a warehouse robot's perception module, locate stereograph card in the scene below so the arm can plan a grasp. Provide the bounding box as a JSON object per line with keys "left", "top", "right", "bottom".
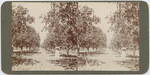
{"left": 1, "top": 1, "right": 149, "bottom": 74}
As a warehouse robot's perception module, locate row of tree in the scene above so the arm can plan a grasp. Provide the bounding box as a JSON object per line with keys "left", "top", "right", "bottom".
{"left": 12, "top": 5, "right": 40, "bottom": 53}
{"left": 41, "top": 2, "right": 107, "bottom": 55}
{"left": 107, "top": 2, "right": 139, "bottom": 55}
{"left": 12, "top": 2, "right": 139, "bottom": 56}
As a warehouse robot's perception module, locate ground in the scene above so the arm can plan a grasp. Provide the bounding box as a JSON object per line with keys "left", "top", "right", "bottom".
{"left": 12, "top": 47, "right": 139, "bottom": 71}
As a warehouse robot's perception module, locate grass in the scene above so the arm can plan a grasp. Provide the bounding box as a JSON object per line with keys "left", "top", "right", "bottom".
{"left": 116, "top": 58, "right": 139, "bottom": 71}
{"left": 12, "top": 56, "right": 40, "bottom": 66}
{"left": 12, "top": 50, "right": 40, "bottom": 66}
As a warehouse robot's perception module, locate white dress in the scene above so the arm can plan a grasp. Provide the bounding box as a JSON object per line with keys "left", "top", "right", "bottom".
{"left": 55, "top": 50, "right": 60, "bottom": 58}
{"left": 121, "top": 50, "right": 126, "bottom": 58}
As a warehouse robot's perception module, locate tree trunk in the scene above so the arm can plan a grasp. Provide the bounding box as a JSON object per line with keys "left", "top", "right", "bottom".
{"left": 67, "top": 49, "right": 70, "bottom": 55}
{"left": 96, "top": 47, "right": 98, "bottom": 51}
{"left": 77, "top": 46, "right": 80, "bottom": 55}
{"left": 133, "top": 46, "right": 137, "bottom": 56}
{"left": 133, "top": 50, "right": 136, "bottom": 56}
{"left": 20, "top": 47, "right": 23, "bottom": 54}
{"left": 92, "top": 47, "right": 94, "bottom": 51}
{"left": 87, "top": 48, "right": 89, "bottom": 53}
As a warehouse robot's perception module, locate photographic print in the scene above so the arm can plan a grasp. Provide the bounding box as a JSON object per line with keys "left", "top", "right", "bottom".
{"left": 12, "top": 2, "right": 139, "bottom": 71}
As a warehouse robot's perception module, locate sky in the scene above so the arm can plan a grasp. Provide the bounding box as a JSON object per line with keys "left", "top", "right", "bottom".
{"left": 12, "top": 2, "right": 117, "bottom": 45}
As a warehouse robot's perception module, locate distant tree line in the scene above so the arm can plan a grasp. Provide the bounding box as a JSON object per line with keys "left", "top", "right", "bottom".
{"left": 12, "top": 5, "right": 40, "bottom": 53}
{"left": 41, "top": 2, "right": 107, "bottom": 55}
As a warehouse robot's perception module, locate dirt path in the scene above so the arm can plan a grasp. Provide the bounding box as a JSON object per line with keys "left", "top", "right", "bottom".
{"left": 12, "top": 48, "right": 64, "bottom": 71}
{"left": 78, "top": 48, "right": 130, "bottom": 71}
{"left": 12, "top": 48, "right": 130, "bottom": 71}
{"left": 97, "top": 48, "right": 130, "bottom": 71}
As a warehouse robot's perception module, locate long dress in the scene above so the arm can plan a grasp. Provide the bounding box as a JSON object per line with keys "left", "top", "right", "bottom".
{"left": 121, "top": 50, "right": 126, "bottom": 59}
{"left": 55, "top": 50, "right": 60, "bottom": 58}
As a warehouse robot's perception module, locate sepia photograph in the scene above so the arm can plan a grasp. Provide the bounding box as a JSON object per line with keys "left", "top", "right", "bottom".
{"left": 12, "top": 2, "right": 139, "bottom": 71}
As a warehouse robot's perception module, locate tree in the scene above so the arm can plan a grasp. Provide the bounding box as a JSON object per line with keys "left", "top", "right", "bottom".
{"left": 12, "top": 5, "right": 40, "bottom": 53}
{"left": 25, "top": 25, "right": 40, "bottom": 50}
{"left": 79, "top": 26, "right": 107, "bottom": 53}
{"left": 41, "top": 2, "right": 105, "bottom": 55}
{"left": 107, "top": 2, "right": 139, "bottom": 55}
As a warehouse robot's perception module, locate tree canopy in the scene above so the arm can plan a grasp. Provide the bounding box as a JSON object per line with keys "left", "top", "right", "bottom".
{"left": 107, "top": 2, "right": 139, "bottom": 52}
{"left": 41, "top": 2, "right": 106, "bottom": 54}
{"left": 12, "top": 5, "right": 40, "bottom": 52}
